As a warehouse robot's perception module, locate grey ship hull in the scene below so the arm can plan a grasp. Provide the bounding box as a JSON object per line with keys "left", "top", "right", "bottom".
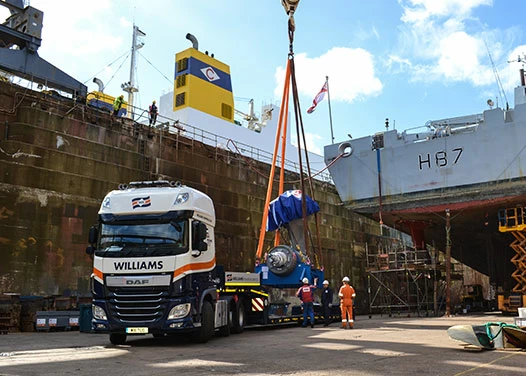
{"left": 324, "top": 84, "right": 526, "bottom": 217}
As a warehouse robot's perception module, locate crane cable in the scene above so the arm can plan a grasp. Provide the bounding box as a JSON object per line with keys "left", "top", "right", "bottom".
{"left": 287, "top": 15, "right": 323, "bottom": 269}
{"left": 226, "top": 138, "right": 343, "bottom": 183}
{"left": 255, "top": 3, "right": 322, "bottom": 269}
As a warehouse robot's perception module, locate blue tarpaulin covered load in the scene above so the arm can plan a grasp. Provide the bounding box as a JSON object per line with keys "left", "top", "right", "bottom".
{"left": 266, "top": 190, "right": 319, "bottom": 231}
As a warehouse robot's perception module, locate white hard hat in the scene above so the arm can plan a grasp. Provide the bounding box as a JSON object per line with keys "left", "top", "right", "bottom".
{"left": 323, "top": 280, "right": 329, "bottom": 285}
{"left": 342, "top": 276, "right": 350, "bottom": 282}
{"left": 302, "top": 278, "right": 309, "bottom": 284}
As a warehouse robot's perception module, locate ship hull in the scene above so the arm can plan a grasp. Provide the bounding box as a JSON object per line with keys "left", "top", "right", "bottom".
{"left": 325, "top": 104, "right": 526, "bottom": 213}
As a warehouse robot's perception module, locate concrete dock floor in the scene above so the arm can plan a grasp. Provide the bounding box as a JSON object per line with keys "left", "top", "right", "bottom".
{"left": 0, "top": 313, "right": 524, "bottom": 376}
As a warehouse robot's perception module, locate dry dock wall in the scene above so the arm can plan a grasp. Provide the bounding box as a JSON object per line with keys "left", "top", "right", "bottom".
{"left": 0, "top": 82, "right": 402, "bottom": 313}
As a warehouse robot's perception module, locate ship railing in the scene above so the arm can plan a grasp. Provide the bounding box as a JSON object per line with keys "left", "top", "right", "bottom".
{"left": 10, "top": 87, "right": 333, "bottom": 184}
{"left": 366, "top": 247, "right": 434, "bottom": 270}
{"left": 428, "top": 112, "right": 483, "bottom": 127}
{"left": 400, "top": 119, "right": 481, "bottom": 143}
{"left": 139, "top": 111, "right": 333, "bottom": 184}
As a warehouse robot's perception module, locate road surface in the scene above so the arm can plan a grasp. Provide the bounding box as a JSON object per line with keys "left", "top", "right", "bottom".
{"left": 0, "top": 314, "right": 524, "bottom": 376}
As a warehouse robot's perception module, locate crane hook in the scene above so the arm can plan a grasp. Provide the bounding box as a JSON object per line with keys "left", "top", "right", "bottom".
{"left": 281, "top": 0, "right": 300, "bottom": 16}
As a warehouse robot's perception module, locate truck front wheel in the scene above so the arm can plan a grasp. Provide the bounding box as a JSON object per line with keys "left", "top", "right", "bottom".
{"left": 194, "top": 301, "right": 214, "bottom": 343}
{"left": 109, "top": 333, "right": 127, "bottom": 345}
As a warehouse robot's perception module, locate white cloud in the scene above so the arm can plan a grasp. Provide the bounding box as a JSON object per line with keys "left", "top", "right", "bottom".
{"left": 397, "top": 0, "right": 498, "bottom": 86}
{"left": 437, "top": 32, "right": 482, "bottom": 81}
{"left": 274, "top": 47, "right": 383, "bottom": 104}
{"left": 501, "top": 45, "right": 526, "bottom": 92}
{"left": 290, "top": 132, "right": 323, "bottom": 156}
{"left": 386, "top": 55, "right": 412, "bottom": 73}
{"left": 120, "top": 17, "right": 133, "bottom": 29}
{"left": 303, "top": 132, "right": 323, "bottom": 156}
{"left": 372, "top": 25, "right": 380, "bottom": 40}
{"left": 400, "top": 0, "right": 493, "bottom": 23}
{"left": 272, "top": 48, "right": 382, "bottom": 154}
{"left": 352, "top": 23, "right": 381, "bottom": 42}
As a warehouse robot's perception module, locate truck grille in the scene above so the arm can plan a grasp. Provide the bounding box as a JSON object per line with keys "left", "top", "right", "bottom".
{"left": 107, "top": 287, "right": 169, "bottom": 323}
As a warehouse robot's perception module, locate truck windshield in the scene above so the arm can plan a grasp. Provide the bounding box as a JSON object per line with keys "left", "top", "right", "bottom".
{"left": 97, "top": 220, "right": 188, "bottom": 257}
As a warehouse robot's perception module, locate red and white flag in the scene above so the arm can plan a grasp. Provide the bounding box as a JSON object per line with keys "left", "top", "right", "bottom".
{"left": 307, "top": 81, "right": 328, "bottom": 114}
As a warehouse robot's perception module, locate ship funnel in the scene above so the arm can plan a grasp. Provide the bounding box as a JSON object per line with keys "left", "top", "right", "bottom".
{"left": 92, "top": 77, "right": 104, "bottom": 92}
{"left": 186, "top": 33, "right": 198, "bottom": 50}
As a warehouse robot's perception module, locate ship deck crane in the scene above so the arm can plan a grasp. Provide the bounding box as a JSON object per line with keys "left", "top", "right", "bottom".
{"left": 233, "top": 99, "right": 272, "bottom": 132}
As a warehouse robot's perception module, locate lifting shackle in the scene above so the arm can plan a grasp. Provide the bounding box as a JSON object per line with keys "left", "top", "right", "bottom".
{"left": 281, "top": 0, "right": 300, "bottom": 15}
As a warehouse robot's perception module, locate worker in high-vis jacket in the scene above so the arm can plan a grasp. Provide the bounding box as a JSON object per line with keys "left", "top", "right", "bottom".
{"left": 297, "top": 277, "right": 316, "bottom": 328}
{"left": 113, "top": 95, "right": 124, "bottom": 117}
{"left": 338, "top": 276, "right": 356, "bottom": 329}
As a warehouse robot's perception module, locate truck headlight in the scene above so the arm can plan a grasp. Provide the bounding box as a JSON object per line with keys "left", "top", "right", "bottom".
{"left": 93, "top": 305, "right": 107, "bottom": 320}
{"left": 168, "top": 303, "right": 191, "bottom": 320}
{"left": 174, "top": 193, "right": 189, "bottom": 205}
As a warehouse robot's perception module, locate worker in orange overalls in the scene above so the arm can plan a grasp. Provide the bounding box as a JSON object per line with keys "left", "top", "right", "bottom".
{"left": 338, "top": 276, "right": 356, "bottom": 329}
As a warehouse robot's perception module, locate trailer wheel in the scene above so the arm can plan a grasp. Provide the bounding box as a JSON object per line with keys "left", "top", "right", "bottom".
{"left": 217, "top": 300, "right": 232, "bottom": 337}
{"left": 231, "top": 301, "right": 245, "bottom": 334}
{"left": 217, "top": 309, "right": 231, "bottom": 337}
{"left": 194, "top": 301, "right": 214, "bottom": 343}
{"left": 109, "top": 333, "right": 127, "bottom": 345}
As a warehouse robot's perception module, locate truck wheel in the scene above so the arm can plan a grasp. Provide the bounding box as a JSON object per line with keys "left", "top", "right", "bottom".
{"left": 231, "top": 301, "right": 245, "bottom": 334}
{"left": 109, "top": 333, "right": 127, "bottom": 345}
{"left": 217, "top": 307, "right": 231, "bottom": 337}
{"left": 194, "top": 301, "right": 214, "bottom": 343}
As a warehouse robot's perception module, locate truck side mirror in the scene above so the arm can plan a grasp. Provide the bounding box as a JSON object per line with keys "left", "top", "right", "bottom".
{"left": 192, "top": 221, "right": 208, "bottom": 252}
{"left": 85, "top": 245, "right": 95, "bottom": 255}
{"left": 88, "top": 226, "right": 99, "bottom": 245}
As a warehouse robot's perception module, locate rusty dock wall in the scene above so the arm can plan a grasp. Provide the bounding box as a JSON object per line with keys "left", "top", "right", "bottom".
{"left": 0, "top": 82, "right": 403, "bottom": 311}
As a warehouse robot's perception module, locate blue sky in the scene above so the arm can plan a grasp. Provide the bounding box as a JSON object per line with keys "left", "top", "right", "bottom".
{"left": 2, "top": 0, "right": 526, "bottom": 154}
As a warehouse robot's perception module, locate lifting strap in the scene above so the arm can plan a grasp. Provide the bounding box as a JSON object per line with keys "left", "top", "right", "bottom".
{"left": 255, "top": 4, "right": 322, "bottom": 269}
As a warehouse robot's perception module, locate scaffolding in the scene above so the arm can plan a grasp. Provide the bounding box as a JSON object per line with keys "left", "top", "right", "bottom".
{"left": 366, "top": 243, "right": 446, "bottom": 316}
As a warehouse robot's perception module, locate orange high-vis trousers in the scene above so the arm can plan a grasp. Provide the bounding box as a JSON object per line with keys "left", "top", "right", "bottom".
{"left": 341, "top": 302, "right": 353, "bottom": 328}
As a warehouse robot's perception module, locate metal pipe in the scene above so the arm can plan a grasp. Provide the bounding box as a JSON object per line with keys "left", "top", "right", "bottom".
{"left": 92, "top": 78, "right": 104, "bottom": 92}
{"left": 376, "top": 148, "right": 383, "bottom": 225}
{"left": 445, "top": 209, "right": 451, "bottom": 317}
{"left": 326, "top": 76, "right": 334, "bottom": 144}
{"left": 186, "top": 33, "right": 198, "bottom": 50}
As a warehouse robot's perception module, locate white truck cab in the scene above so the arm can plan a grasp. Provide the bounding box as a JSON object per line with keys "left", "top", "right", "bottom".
{"left": 87, "top": 181, "right": 226, "bottom": 344}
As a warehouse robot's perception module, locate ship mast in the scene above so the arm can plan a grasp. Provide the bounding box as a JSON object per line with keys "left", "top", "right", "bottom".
{"left": 121, "top": 25, "right": 145, "bottom": 120}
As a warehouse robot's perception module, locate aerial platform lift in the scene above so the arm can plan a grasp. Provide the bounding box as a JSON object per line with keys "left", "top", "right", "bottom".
{"left": 497, "top": 207, "right": 526, "bottom": 314}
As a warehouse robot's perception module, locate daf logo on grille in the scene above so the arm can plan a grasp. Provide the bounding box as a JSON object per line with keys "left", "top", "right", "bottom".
{"left": 126, "top": 279, "right": 150, "bottom": 285}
